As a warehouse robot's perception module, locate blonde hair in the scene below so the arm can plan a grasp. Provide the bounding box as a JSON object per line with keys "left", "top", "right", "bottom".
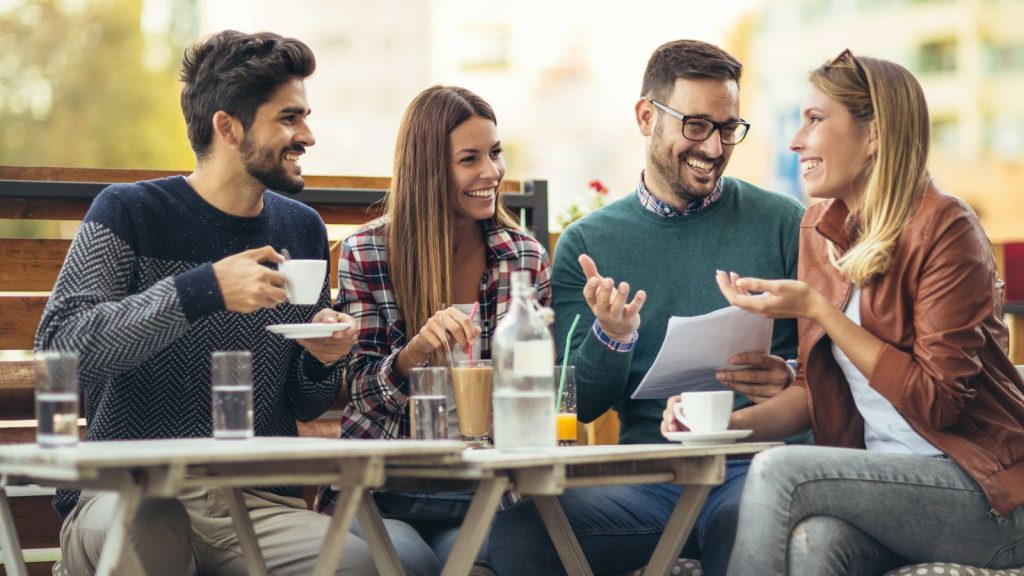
{"left": 384, "top": 85, "right": 518, "bottom": 344}
{"left": 810, "top": 53, "right": 931, "bottom": 285}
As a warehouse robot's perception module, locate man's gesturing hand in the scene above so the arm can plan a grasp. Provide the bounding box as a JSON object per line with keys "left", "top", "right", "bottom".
{"left": 579, "top": 254, "right": 646, "bottom": 342}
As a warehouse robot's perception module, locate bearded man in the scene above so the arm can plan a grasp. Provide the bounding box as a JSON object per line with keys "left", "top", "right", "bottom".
{"left": 488, "top": 39, "right": 808, "bottom": 576}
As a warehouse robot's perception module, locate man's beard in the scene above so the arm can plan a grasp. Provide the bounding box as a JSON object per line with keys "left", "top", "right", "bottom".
{"left": 240, "top": 136, "right": 305, "bottom": 195}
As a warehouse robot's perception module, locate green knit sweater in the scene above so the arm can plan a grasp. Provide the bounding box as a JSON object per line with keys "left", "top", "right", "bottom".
{"left": 552, "top": 176, "right": 805, "bottom": 444}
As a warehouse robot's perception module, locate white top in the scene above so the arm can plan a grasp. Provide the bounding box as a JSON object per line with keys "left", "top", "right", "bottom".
{"left": 832, "top": 286, "right": 942, "bottom": 456}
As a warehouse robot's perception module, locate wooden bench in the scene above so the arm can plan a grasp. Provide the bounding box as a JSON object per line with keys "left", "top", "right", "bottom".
{"left": 0, "top": 165, "right": 549, "bottom": 574}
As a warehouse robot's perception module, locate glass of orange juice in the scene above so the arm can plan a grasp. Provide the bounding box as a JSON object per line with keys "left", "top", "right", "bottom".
{"left": 555, "top": 365, "right": 577, "bottom": 446}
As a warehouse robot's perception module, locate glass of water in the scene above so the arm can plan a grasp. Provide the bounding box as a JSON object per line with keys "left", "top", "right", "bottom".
{"left": 35, "top": 351, "right": 80, "bottom": 448}
{"left": 211, "top": 351, "right": 253, "bottom": 440}
{"left": 409, "top": 366, "right": 448, "bottom": 440}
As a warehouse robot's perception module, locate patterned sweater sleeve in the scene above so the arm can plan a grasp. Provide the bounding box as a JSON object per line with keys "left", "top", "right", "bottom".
{"left": 336, "top": 232, "right": 406, "bottom": 436}
{"left": 34, "top": 188, "right": 220, "bottom": 385}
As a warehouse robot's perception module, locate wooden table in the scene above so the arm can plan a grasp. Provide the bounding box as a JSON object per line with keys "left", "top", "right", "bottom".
{"left": 380, "top": 442, "right": 780, "bottom": 576}
{"left": 0, "top": 437, "right": 464, "bottom": 576}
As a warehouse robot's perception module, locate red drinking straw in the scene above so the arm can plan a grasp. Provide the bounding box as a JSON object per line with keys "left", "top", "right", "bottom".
{"left": 467, "top": 301, "right": 480, "bottom": 368}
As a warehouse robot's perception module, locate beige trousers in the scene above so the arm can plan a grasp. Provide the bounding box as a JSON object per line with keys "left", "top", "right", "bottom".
{"left": 57, "top": 488, "right": 378, "bottom": 576}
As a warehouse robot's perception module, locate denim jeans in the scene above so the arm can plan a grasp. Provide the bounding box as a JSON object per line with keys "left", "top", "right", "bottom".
{"left": 487, "top": 458, "right": 751, "bottom": 576}
{"left": 728, "top": 446, "right": 1024, "bottom": 576}
{"left": 360, "top": 490, "right": 491, "bottom": 569}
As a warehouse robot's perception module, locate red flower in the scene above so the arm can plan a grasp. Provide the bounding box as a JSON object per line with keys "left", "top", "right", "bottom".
{"left": 588, "top": 179, "right": 609, "bottom": 195}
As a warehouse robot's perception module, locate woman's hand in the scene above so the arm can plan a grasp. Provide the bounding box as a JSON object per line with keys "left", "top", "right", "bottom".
{"left": 716, "top": 353, "right": 795, "bottom": 404}
{"left": 407, "top": 306, "right": 481, "bottom": 362}
{"left": 716, "top": 270, "right": 828, "bottom": 321}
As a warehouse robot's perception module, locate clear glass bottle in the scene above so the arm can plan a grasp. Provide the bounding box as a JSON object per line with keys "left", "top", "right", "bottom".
{"left": 492, "top": 270, "right": 556, "bottom": 451}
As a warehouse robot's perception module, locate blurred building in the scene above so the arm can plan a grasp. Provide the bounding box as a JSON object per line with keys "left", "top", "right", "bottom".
{"left": 738, "top": 0, "right": 1024, "bottom": 241}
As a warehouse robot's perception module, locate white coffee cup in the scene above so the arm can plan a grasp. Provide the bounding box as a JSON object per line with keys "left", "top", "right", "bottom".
{"left": 279, "top": 260, "right": 327, "bottom": 305}
{"left": 673, "top": 390, "right": 734, "bottom": 433}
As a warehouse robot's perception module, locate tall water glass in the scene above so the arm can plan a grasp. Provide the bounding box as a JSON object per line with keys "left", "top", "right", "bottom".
{"left": 35, "top": 351, "right": 80, "bottom": 448}
{"left": 410, "top": 367, "right": 448, "bottom": 440}
{"left": 211, "top": 351, "right": 253, "bottom": 440}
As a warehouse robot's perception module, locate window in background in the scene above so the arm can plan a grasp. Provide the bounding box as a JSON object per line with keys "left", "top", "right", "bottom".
{"left": 984, "top": 115, "right": 1024, "bottom": 158}
{"left": 918, "top": 38, "right": 958, "bottom": 74}
{"left": 931, "top": 115, "right": 961, "bottom": 154}
{"left": 984, "top": 40, "right": 1024, "bottom": 74}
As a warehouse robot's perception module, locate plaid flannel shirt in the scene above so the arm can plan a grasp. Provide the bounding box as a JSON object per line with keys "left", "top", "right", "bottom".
{"left": 335, "top": 218, "right": 552, "bottom": 439}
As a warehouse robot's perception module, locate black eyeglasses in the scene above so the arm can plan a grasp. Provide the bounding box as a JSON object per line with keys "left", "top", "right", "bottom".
{"left": 647, "top": 98, "right": 751, "bottom": 145}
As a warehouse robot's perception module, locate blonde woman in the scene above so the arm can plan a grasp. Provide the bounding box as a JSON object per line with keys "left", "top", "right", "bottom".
{"left": 319, "top": 85, "right": 551, "bottom": 574}
{"left": 694, "top": 51, "right": 1024, "bottom": 574}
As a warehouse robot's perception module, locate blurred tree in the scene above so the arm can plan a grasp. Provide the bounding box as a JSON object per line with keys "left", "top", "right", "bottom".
{"left": 0, "top": 0, "right": 194, "bottom": 169}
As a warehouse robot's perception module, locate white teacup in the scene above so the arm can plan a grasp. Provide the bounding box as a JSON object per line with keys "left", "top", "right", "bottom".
{"left": 279, "top": 260, "right": 327, "bottom": 305}
{"left": 673, "top": 390, "right": 734, "bottom": 433}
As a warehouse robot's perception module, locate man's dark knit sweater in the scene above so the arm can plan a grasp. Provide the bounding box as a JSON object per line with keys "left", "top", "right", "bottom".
{"left": 35, "top": 176, "right": 342, "bottom": 517}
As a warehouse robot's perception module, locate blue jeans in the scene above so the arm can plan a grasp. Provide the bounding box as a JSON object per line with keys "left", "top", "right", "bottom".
{"left": 321, "top": 488, "right": 485, "bottom": 576}
{"left": 487, "top": 458, "right": 750, "bottom": 576}
{"left": 363, "top": 491, "right": 491, "bottom": 569}
{"left": 728, "top": 446, "right": 1024, "bottom": 575}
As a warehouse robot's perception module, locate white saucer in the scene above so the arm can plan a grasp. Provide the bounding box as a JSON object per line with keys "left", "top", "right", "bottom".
{"left": 663, "top": 429, "right": 753, "bottom": 446}
{"left": 266, "top": 322, "right": 351, "bottom": 339}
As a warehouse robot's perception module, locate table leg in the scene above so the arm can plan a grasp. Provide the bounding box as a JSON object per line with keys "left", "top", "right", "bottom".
{"left": 441, "top": 476, "right": 510, "bottom": 576}
{"left": 355, "top": 491, "right": 405, "bottom": 576}
{"left": 643, "top": 484, "right": 712, "bottom": 576}
{"left": 0, "top": 485, "right": 29, "bottom": 576}
{"left": 313, "top": 486, "right": 364, "bottom": 576}
{"left": 93, "top": 488, "right": 146, "bottom": 576}
{"left": 220, "top": 488, "right": 270, "bottom": 576}
{"left": 534, "top": 495, "right": 593, "bottom": 576}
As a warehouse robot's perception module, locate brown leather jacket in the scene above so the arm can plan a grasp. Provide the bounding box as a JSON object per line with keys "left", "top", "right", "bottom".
{"left": 793, "top": 183, "right": 1024, "bottom": 516}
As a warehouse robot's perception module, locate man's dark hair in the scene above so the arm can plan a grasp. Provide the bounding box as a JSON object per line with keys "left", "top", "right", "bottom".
{"left": 180, "top": 30, "right": 316, "bottom": 158}
{"left": 640, "top": 39, "right": 742, "bottom": 101}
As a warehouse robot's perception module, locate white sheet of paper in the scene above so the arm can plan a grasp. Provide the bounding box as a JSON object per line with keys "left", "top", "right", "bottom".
{"left": 630, "top": 306, "right": 774, "bottom": 400}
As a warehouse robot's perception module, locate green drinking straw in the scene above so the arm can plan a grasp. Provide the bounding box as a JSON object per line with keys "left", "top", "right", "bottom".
{"left": 557, "top": 313, "right": 582, "bottom": 409}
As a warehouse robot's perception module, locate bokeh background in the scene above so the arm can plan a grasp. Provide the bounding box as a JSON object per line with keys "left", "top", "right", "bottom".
{"left": 1, "top": 0, "right": 1022, "bottom": 240}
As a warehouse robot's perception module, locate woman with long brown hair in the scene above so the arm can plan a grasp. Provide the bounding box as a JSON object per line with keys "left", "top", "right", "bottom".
{"left": 320, "top": 85, "right": 551, "bottom": 573}
{"left": 669, "top": 50, "right": 1024, "bottom": 574}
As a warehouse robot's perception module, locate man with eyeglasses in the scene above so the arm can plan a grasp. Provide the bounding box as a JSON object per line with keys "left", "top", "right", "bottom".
{"left": 487, "top": 40, "right": 807, "bottom": 576}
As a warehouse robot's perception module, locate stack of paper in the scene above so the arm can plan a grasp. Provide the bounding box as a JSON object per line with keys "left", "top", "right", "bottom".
{"left": 630, "top": 306, "right": 773, "bottom": 399}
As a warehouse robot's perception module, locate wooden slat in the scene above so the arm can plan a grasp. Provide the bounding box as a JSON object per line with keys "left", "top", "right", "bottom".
{"left": 0, "top": 240, "right": 70, "bottom": 291}
{"left": 0, "top": 361, "right": 34, "bottom": 420}
{"left": 5, "top": 495, "right": 61, "bottom": 549}
{"left": 0, "top": 295, "right": 46, "bottom": 350}
{"left": 0, "top": 165, "right": 521, "bottom": 193}
{"left": 0, "top": 197, "right": 93, "bottom": 221}
{"left": 0, "top": 166, "right": 185, "bottom": 183}
{"left": 0, "top": 426, "right": 37, "bottom": 445}
{"left": 329, "top": 241, "right": 341, "bottom": 291}
{"left": 309, "top": 203, "right": 385, "bottom": 226}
